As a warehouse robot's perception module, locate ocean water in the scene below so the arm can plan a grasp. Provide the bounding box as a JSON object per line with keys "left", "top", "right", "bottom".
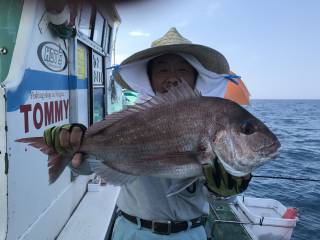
{"left": 245, "top": 100, "right": 320, "bottom": 240}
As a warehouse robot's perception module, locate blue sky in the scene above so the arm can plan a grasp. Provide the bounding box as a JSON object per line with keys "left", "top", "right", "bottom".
{"left": 115, "top": 0, "right": 320, "bottom": 99}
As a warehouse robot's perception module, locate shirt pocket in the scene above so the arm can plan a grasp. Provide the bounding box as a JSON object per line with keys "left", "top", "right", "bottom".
{"left": 178, "top": 181, "right": 201, "bottom": 198}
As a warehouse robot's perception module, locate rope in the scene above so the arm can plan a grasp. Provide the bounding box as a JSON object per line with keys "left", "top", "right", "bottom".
{"left": 222, "top": 74, "right": 240, "bottom": 85}
{"left": 252, "top": 174, "right": 320, "bottom": 182}
{"left": 106, "top": 64, "right": 120, "bottom": 70}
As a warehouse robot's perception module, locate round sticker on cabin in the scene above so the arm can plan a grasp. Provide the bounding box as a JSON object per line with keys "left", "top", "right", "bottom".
{"left": 37, "top": 42, "right": 67, "bottom": 72}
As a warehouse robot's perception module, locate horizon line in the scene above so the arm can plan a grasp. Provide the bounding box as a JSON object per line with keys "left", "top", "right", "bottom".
{"left": 251, "top": 98, "right": 320, "bottom": 100}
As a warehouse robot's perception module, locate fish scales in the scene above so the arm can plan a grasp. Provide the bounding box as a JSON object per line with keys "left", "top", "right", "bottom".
{"left": 80, "top": 99, "right": 213, "bottom": 162}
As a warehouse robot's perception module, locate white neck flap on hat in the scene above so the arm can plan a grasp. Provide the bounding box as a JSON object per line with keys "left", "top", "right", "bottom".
{"left": 118, "top": 53, "right": 228, "bottom": 98}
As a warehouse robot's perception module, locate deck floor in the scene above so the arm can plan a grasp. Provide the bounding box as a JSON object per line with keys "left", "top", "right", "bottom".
{"left": 57, "top": 185, "right": 120, "bottom": 240}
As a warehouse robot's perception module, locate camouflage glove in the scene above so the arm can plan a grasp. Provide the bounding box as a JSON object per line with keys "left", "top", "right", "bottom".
{"left": 203, "top": 158, "right": 252, "bottom": 197}
{"left": 43, "top": 123, "right": 87, "bottom": 155}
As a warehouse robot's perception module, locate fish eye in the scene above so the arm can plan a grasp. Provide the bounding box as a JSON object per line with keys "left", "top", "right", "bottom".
{"left": 240, "top": 121, "right": 255, "bottom": 135}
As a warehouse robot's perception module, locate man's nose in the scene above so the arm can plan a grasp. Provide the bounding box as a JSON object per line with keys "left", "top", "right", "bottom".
{"left": 167, "top": 66, "right": 181, "bottom": 77}
{"left": 166, "top": 76, "right": 180, "bottom": 86}
{"left": 168, "top": 68, "right": 180, "bottom": 79}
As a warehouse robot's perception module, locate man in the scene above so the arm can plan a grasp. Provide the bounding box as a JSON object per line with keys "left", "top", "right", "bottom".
{"left": 46, "top": 28, "right": 251, "bottom": 239}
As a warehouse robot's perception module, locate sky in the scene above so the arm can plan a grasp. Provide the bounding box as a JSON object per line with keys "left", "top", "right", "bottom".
{"left": 114, "top": 0, "right": 320, "bottom": 99}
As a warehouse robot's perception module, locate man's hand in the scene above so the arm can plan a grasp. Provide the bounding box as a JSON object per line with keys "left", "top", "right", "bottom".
{"left": 203, "top": 158, "right": 252, "bottom": 197}
{"left": 43, "top": 124, "right": 86, "bottom": 168}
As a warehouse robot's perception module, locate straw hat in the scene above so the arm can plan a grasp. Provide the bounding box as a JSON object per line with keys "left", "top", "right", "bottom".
{"left": 116, "top": 27, "right": 230, "bottom": 89}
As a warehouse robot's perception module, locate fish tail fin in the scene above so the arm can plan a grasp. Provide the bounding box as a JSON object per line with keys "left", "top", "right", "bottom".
{"left": 15, "top": 137, "right": 71, "bottom": 184}
{"left": 48, "top": 153, "right": 70, "bottom": 184}
{"left": 15, "top": 137, "right": 55, "bottom": 155}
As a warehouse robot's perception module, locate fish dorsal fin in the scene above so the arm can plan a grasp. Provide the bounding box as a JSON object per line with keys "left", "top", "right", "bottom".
{"left": 85, "top": 108, "right": 139, "bottom": 137}
{"left": 153, "top": 80, "right": 201, "bottom": 104}
{"left": 85, "top": 80, "right": 200, "bottom": 137}
{"left": 85, "top": 101, "right": 154, "bottom": 137}
{"left": 131, "top": 80, "right": 201, "bottom": 110}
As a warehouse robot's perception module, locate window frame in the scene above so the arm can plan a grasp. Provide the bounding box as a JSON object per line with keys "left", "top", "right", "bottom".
{"left": 92, "top": 10, "right": 106, "bottom": 47}
{"left": 78, "top": 3, "right": 94, "bottom": 39}
{"left": 106, "top": 24, "right": 113, "bottom": 55}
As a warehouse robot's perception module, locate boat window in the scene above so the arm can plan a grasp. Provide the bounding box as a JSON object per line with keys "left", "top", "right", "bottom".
{"left": 93, "top": 11, "right": 105, "bottom": 46}
{"left": 77, "top": 43, "right": 88, "bottom": 80}
{"left": 79, "top": 4, "right": 94, "bottom": 38}
{"left": 93, "top": 87, "right": 104, "bottom": 123}
{"left": 106, "top": 24, "right": 113, "bottom": 54}
{"left": 92, "top": 52, "right": 104, "bottom": 85}
{"left": 75, "top": 42, "right": 89, "bottom": 126}
{"left": 91, "top": 51, "right": 105, "bottom": 123}
{"left": 0, "top": 0, "right": 23, "bottom": 82}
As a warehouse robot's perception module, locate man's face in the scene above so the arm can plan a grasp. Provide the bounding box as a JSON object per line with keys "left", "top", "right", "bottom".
{"left": 149, "top": 54, "right": 197, "bottom": 94}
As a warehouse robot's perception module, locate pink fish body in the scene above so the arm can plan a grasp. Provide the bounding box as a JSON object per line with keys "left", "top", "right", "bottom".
{"left": 17, "top": 82, "right": 280, "bottom": 185}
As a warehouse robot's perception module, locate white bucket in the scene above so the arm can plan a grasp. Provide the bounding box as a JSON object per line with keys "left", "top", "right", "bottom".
{"left": 231, "top": 196, "right": 298, "bottom": 240}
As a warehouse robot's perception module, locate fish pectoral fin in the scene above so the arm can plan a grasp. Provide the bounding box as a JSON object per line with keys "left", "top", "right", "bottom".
{"left": 87, "top": 158, "right": 137, "bottom": 186}
{"left": 166, "top": 177, "right": 199, "bottom": 197}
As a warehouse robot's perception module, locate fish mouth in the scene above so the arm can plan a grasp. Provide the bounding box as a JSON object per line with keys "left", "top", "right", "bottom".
{"left": 213, "top": 149, "right": 280, "bottom": 177}
{"left": 213, "top": 151, "right": 251, "bottom": 177}
{"left": 259, "top": 150, "right": 279, "bottom": 159}
{"left": 254, "top": 140, "right": 281, "bottom": 155}
{"left": 218, "top": 158, "right": 251, "bottom": 177}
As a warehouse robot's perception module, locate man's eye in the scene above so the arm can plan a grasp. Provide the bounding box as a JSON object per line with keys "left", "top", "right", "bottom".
{"left": 178, "top": 68, "right": 187, "bottom": 72}
{"left": 159, "top": 69, "right": 169, "bottom": 73}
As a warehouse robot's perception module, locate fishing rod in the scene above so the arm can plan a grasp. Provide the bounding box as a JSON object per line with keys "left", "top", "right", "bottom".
{"left": 252, "top": 174, "right": 320, "bottom": 182}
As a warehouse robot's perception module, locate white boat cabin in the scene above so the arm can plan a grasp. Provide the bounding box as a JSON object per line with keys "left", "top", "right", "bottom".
{"left": 0, "top": 0, "right": 122, "bottom": 239}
